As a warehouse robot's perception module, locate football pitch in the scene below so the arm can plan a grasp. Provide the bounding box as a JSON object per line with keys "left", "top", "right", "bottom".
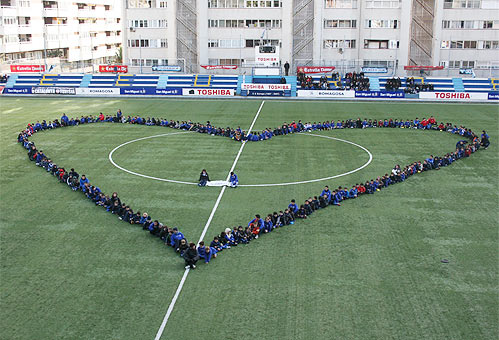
{"left": 1, "top": 97, "right": 498, "bottom": 340}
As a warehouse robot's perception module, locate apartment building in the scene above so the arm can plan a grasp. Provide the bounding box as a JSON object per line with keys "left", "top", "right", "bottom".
{"left": 0, "top": 0, "right": 122, "bottom": 73}
{"left": 122, "top": 0, "right": 499, "bottom": 76}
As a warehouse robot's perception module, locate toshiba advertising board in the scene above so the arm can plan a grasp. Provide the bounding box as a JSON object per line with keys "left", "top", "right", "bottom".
{"left": 419, "top": 92, "right": 488, "bottom": 101}
{"left": 181, "top": 88, "right": 234, "bottom": 96}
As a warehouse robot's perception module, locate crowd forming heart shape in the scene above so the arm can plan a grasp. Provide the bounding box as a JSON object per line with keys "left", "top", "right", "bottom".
{"left": 18, "top": 110, "right": 490, "bottom": 269}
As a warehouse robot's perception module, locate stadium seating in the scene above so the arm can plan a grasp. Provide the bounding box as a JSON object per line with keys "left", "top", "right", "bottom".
{"left": 12, "top": 74, "right": 43, "bottom": 87}
{"left": 5, "top": 73, "right": 498, "bottom": 94}
{"left": 165, "top": 74, "right": 238, "bottom": 88}
{"left": 37, "top": 74, "right": 83, "bottom": 87}
{"left": 461, "top": 78, "right": 495, "bottom": 92}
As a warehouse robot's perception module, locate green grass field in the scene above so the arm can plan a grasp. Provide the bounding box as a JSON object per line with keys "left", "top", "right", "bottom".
{"left": 1, "top": 97, "right": 497, "bottom": 340}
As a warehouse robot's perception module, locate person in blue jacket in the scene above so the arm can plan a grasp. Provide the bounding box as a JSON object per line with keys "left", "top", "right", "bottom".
{"left": 481, "top": 130, "right": 490, "bottom": 149}
{"left": 348, "top": 186, "right": 358, "bottom": 198}
{"left": 248, "top": 214, "right": 264, "bottom": 230}
{"left": 79, "top": 174, "right": 89, "bottom": 189}
{"left": 61, "top": 114, "right": 69, "bottom": 126}
{"left": 197, "top": 241, "right": 217, "bottom": 263}
{"left": 170, "top": 227, "right": 185, "bottom": 250}
{"left": 321, "top": 186, "right": 332, "bottom": 201}
{"left": 229, "top": 171, "right": 238, "bottom": 188}
{"left": 288, "top": 199, "right": 298, "bottom": 215}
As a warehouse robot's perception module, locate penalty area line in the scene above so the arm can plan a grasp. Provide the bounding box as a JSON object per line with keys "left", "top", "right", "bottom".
{"left": 153, "top": 100, "right": 265, "bottom": 340}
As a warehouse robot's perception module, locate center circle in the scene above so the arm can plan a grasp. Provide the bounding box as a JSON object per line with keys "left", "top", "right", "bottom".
{"left": 108, "top": 131, "right": 373, "bottom": 187}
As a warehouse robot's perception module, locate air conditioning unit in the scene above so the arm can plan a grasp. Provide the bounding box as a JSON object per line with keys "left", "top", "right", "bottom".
{"left": 129, "top": 27, "right": 135, "bottom": 32}
{"left": 338, "top": 48, "right": 344, "bottom": 54}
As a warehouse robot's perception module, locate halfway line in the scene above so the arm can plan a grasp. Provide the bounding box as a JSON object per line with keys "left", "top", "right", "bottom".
{"left": 153, "top": 100, "right": 265, "bottom": 340}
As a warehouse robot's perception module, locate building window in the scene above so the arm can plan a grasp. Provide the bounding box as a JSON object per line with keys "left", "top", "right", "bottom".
{"left": 442, "top": 40, "right": 479, "bottom": 49}
{"left": 129, "top": 19, "right": 167, "bottom": 28}
{"left": 480, "top": 40, "right": 499, "bottom": 49}
{"left": 207, "top": 39, "right": 244, "bottom": 48}
{"left": 157, "top": 1, "right": 167, "bottom": 8}
{"left": 208, "top": 0, "right": 281, "bottom": 8}
{"left": 325, "top": 0, "right": 358, "bottom": 8}
{"left": 444, "top": 0, "right": 481, "bottom": 8}
{"left": 462, "top": 61, "right": 475, "bottom": 68}
{"left": 324, "top": 19, "right": 357, "bottom": 28}
{"left": 365, "top": 0, "right": 400, "bottom": 8}
{"left": 245, "top": 39, "right": 281, "bottom": 47}
{"left": 323, "top": 39, "right": 356, "bottom": 49}
{"left": 365, "top": 19, "right": 398, "bottom": 28}
{"left": 363, "top": 60, "right": 395, "bottom": 68}
{"left": 208, "top": 19, "right": 281, "bottom": 28}
{"left": 3, "top": 17, "right": 17, "bottom": 25}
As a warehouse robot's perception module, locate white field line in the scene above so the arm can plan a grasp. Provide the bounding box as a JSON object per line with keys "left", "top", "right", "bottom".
{"left": 110, "top": 132, "right": 372, "bottom": 187}
{"left": 239, "top": 134, "right": 373, "bottom": 187}
{"left": 108, "top": 131, "right": 197, "bottom": 186}
{"left": 153, "top": 100, "right": 265, "bottom": 340}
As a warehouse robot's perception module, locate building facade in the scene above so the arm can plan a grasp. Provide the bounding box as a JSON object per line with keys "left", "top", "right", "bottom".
{"left": 0, "top": 0, "right": 122, "bottom": 73}
{"left": 2, "top": 0, "right": 497, "bottom": 76}
{"left": 122, "top": 0, "right": 499, "bottom": 77}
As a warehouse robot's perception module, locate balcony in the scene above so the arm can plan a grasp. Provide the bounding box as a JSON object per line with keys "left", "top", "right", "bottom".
{"left": 0, "top": 6, "right": 16, "bottom": 17}
{"left": 17, "top": 24, "right": 32, "bottom": 34}
{"left": 43, "top": 7, "right": 69, "bottom": 17}
{"left": 45, "top": 24, "right": 68, "bottom": 34}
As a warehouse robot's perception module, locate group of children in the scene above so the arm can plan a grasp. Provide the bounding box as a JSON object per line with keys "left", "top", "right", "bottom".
{"left": 17, "top": 109, "right": 490, "bottom": 269}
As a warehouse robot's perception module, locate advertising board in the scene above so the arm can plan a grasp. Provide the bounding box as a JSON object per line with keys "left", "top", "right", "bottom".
{"left": 297, "top": 90, "right": 355, "bottom": 98}
{"left": 32, "top": 87, "right": 76, "bottom": 95}
{"left": 296, "top": 66, "right": 335, "bottom": 74}
{"left": 76, "top": 88, "right": 120, "bottom": 95}
{"left": 99, "top": 65, "right": 128, "bottom": 73}
{"left": 419, "top": 92, "right": 488, "bottom": 101}
{"left": 241, "top": 83, "right": 291, "bottom": 91}
{"left": 10, "top": 65, "right": 45, "bottom": 72}
{"left": 181, "top": 88, "right": 234, "bottom": 96}
{"left": 355, "top": 91, "right": 404, "bottom": 98}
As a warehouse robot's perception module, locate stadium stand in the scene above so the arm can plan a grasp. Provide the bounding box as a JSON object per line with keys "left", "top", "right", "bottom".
{"left": 38, "top": 74, "right": 84, "bottom": 87}
{"left": 461, "top": 78, "right": 495, "bottom": 92}
{"left": 4, "top": 73, "right": 498, "bottom": 95}
{"left": 12, "top": 74, "right": 43, "bottom": 87}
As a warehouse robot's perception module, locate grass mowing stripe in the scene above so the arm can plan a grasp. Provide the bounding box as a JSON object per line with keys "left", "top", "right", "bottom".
{"left": 154, "top": 100, "right": 266, "bottom": 340}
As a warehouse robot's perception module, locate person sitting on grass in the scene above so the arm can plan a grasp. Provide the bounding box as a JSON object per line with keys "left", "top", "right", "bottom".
{"left": 249, "top": 223, "right": 260, "bottom": 239}
{"left": 183, "top": 243, "right": 199, "bottom": 269}
{"left": 210, "top": 236, "right": 225, "bottom": 252}
{"left": 321, "top": 186, "right": 332, "bottom": 201}
{"left": 170, "top": 227, "right": 185, "bottom": 251}
{"left": 296, "top": 205, "right": 307, "bottom": 219}
{"left": 263, "top": 215, "right": 274, "bottom": 233}
{"left": 248, "top": 214, "right": 264, "bottom": 232}
{"left": 288, "top": 199, "right": 298, "bottom": 216}
{"left": 198, "top": 169, "right": 210, "bottom": 187}
{"left": 229, "top": 171, "right": 239, "bottom": 188}
{"left": 224, "top": 228, "right": 238, "bottom": 247}
{"left": 198, "top": 241, "right": 217, "bottom": 263}
{"left": 177, "top": 238, "right": 189, "bottom": 256}
{"left": 236, "top": 226, "right": 250, "bottom": 243}
{"left": 79, "top": 174, "right": 89, "bottom": 190}
{"left": 481, "top": 130, "right": 490, "bottom": 149}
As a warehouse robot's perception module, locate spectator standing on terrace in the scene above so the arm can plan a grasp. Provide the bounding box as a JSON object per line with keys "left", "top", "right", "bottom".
{"left": 284, "top": 61, "right": 290, "bottom": 76}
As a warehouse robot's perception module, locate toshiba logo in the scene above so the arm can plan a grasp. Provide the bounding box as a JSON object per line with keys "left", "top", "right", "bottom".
{"left": 434, "top": 92, "right": 471, "bottom": 99}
